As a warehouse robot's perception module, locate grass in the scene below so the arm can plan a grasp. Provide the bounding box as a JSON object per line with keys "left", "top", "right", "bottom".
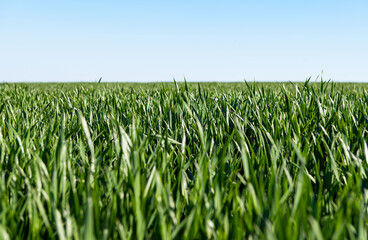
{"left": 1, "top": 80, "right": 368, "bottom": 239}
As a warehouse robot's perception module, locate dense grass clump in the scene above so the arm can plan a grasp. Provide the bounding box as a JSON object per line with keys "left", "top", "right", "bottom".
{"left": 1, "top": 81, "right": 368, "bottom": 239}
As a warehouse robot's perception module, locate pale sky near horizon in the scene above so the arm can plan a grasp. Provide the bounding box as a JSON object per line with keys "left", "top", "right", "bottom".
{"left": 0, "top": 1, "right": 367, "bottom": 82}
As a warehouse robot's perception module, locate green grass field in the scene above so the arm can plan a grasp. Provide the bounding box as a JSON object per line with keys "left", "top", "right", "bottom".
{"left": 1, "top": 81, "right": 368, "bottom": 239}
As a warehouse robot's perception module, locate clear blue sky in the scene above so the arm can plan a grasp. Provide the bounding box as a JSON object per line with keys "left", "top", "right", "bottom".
{"left": 0, "top": 0, "right": 367, "bottom": 82}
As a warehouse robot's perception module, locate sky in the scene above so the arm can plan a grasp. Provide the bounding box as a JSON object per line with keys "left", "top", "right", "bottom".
{"left": 0, "top": 0, "right": 367, "bottom": 82}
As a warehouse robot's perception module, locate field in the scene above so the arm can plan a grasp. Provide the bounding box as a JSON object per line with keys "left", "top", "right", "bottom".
{"left": 1, "top": 81, "right": 368, "bottom": 239}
